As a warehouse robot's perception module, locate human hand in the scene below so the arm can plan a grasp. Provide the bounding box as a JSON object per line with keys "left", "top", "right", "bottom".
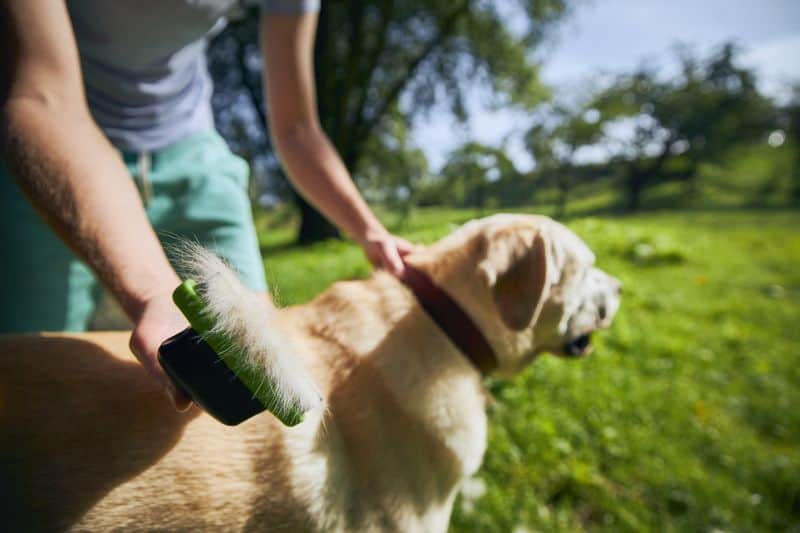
{"left": 358, "top": 228, "right": 418, "bottom": 277}
{"left": 129, "top": 291, "right": 192, "bottom": 411}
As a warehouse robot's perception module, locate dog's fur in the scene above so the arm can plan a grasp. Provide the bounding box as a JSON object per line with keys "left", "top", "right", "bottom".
{"left": 0, "top": 214, "right": 621, "bottom": 532}
{"left": 174, "top": 241, "right": 324, "bottom": 417}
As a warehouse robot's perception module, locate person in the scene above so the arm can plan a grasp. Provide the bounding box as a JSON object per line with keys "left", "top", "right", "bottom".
{"left": 0, "top": 1, "right": 414, "bottom": 410}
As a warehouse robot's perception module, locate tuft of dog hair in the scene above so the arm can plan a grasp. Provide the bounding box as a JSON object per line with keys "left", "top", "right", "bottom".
{"left": 172, "top": 241, "right": 323, "bottom": 417}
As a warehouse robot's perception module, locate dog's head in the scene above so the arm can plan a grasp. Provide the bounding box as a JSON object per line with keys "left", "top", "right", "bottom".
{"left": 417, "top": 214, "right": 621, "bottom": 376}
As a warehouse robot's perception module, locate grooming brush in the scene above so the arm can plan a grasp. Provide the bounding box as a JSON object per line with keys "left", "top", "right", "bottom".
{"left": 158, "top": 246, "right": 322, "bottom": 426}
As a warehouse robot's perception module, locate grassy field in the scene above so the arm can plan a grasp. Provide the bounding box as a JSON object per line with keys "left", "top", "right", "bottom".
{"left": 256, "top": 207, "right": 800, "bottom": 532}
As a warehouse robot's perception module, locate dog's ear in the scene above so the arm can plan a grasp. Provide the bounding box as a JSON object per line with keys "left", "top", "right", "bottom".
{"left": 478, "top": 226, "right": 550, "bottom": 331}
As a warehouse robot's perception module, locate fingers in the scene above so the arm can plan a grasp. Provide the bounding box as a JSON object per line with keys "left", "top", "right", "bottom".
{"left": 159, "top": 365, "right": 193, "bottom": 412}
{"left": 172, "top": 387, "right": 193, "bottom": 412}
{"left": 156, "top": 367, "right": 192, "bottom": 412}
{"left": 380, "top": 239, "right": 405, "bottom": 277}
{"left": 136, "top": 341, "right": 190, "bottom": 411}
{"left": 153, "top": 356, "right": 193, "bottom": 412}
{"left": 155, "top": 364, "right": 191, "bottom": 412}
{"left": 130, "top": 332, "right": 169, "bottom": 383}
{"left": 364, "top": 233, "right": 422, "bottom": 278}
{"left": 129, "top": 304, "right": 194, "bottom": 413}
{"left": 393, "top": 237, "right": 418, "bottom": 256}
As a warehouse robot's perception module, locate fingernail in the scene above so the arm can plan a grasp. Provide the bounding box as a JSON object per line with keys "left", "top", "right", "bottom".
{"left": 163, "top": 385, "right": 176, "bottom": 406}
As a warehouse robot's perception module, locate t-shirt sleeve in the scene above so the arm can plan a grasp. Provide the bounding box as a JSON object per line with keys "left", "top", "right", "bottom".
{"left": 261, "top": 0, "right": 320, "bottom": 14}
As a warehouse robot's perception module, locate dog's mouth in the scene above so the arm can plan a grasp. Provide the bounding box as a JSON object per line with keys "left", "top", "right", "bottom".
{"left": 563, "top": 333, "right": 593, "bottom": 357}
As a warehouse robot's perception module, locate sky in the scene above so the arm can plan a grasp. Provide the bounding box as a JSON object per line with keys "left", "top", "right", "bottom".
{"left": 412, "top": 0, "right": 800, "bottom": 172}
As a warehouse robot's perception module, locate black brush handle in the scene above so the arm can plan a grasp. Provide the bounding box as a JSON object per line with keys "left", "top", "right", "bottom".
{"left": 158, "top": 328, "right": 266, "bottom": 425}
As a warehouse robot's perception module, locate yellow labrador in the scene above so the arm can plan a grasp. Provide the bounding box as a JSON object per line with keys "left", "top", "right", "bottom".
{"left": 0, "top": 214, "right": 621, "bottom": 532}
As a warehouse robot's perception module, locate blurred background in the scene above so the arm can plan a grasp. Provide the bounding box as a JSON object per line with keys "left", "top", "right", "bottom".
{"left": 209, "top": 1, "right": 799, "bottom": 531}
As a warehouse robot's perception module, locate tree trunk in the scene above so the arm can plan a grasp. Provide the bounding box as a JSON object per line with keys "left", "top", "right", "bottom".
{"left": 792, "top": 149, "right": 800, "bottom": 206}
{"left": 626, "top": 171, "right": 644, "bottom": 211}
{"left": 295, "top": 194, "right": 340, "bottom": 244}
{"left": 682, "top": 158, "right": 701, "bottom": 203}
{"left": 555, "top": 171, "right": 570, "bottom": 218}
{"left": 285, "top": 1, "right": 340, "bottom": 245}
{"left": 556, "top": 187, "right": 568, "bottom": 218}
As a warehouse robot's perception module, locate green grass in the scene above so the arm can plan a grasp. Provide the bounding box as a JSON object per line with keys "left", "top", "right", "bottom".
{"left": 257, "top": 207, "right": 800, "bottom": 532}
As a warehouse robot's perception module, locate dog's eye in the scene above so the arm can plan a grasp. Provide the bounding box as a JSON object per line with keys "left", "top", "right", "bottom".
{"left": 598, "top": 305, "right": 607, "bottom": 320}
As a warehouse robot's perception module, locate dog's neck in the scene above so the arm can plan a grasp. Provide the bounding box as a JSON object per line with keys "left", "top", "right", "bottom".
{"left": 367, "top": 274, "right": 489, "bottom": 476}
{"left": 400, "top": 262, "right": 498, "bottom": 375}
{"left": 288, "top": 271, "right": 490, "bottom": 480}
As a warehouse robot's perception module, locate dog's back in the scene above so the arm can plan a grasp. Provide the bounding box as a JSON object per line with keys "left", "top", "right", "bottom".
{"left": 1, "top": 214, "right": 621, "bottom": 531}
{"left": 0, "top": 333, "right": 264, "bottom": 531}
{"left": 0, "top": 276, "right": 470, "bottom": 533}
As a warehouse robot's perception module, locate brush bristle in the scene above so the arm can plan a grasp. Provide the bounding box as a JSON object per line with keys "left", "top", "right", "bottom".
{"left": 173, "top": 242, "right": 323, "bottom": 416}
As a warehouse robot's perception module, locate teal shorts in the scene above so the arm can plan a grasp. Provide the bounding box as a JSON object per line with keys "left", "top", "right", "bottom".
{"left": 0, "top": 130, "right": 267, "bottom": 333}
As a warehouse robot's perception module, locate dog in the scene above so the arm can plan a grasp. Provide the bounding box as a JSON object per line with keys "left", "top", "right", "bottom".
{"left": 0, "top": 214, "right": 621, "bottom": 532}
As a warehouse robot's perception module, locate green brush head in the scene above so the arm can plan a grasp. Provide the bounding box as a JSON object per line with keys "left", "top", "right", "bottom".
{"left": 171, "top": 280, "right": 305, "bottom": 426}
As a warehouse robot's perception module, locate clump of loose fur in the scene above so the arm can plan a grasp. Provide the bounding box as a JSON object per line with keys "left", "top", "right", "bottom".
{"left": 172, "top": 242, "right": 323, "bottom": 417}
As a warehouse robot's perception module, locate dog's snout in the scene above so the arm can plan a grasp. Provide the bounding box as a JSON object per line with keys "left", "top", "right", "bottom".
{"left": 608, "top": 277, "right": 623, "bottom": 295}
{"left": 593, "top": 273, "right": 622, "bottom": 329}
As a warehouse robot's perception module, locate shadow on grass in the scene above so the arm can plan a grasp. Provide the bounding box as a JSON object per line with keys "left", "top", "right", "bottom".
{"left": 558, "top": 198, "right": 798, "bottom": 222}
{"left": 256, "top": 198, "right": 798, "bottom": 254}
{"left": 260, "top": 240, "right": 302, "bottom": 256}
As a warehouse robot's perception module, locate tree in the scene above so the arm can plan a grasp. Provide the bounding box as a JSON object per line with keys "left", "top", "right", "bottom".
{"left": 780, "top": 85, "right": 800, "bottom": 205}
{"left": 356, "top": 108, "right": 430, "bottom": 222}
{"left": 208, "top": 0, "right": 570, "bottom": 243}
{"left": 592, "top": 43, "right": 775, "bottom": 210}
{"left": 437, "top": 142, "right": 517, "bottom": 212}
{"left": 525, "top": 104, "right": 605, "bottom": 217}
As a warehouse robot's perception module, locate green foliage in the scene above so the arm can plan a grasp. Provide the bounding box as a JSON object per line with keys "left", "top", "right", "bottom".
{"left": 591, "top": 43, "right": 776, "bottom": 210}
{"left": 434, "top": 142, "right": 519, "bottom": 210}
{"left": 778, "top": 84, "right": 800, "bottom": 205}
{"left": 356, "top": 110, "right": 429, "bottom": 220}
{"left": 526, "top": 102, "right": 607, "bottom": 216}
{"left": 210, "top": 0, "right": 570, "bottom": 242}
{"left": 257, "top": 206, "right": 800, "bottom": 532}
{"left": 314, "top": 0, "right": 567, "bottom": 178}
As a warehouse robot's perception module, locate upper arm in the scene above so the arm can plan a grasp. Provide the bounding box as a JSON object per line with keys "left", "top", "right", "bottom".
{"left": 259, "top": 11, "right": 320, "bottom": 137}
{"left": 0, "top": 0, "right": 85, "bottom": 112}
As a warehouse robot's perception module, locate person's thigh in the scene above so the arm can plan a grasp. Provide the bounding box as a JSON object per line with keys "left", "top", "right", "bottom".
{"left": 144, "top": 131, "right": 267, "bottom": 293}
{"left": 0, "top": 163, "right": 99, "bottom": 333}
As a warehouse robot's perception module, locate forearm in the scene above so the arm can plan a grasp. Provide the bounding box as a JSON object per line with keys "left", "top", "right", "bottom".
{"left": 273, "top": 123, "right": 385, "bottom": 242}
{"left": 259, "top": 11, "right": 386, "bottom": 243}
{"left": 1, "top": 99, "right": 179, "bottom": 319}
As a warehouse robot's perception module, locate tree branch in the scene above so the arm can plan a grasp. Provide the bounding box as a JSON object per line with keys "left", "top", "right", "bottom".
{"left": 341, "top": 2, "right": 395, "bottom": 162}
{"left": 332, "top": 0, "right": 367, "bottom": 145}
{"left": 345, "top": 0, "right": 471, "bottom": 169}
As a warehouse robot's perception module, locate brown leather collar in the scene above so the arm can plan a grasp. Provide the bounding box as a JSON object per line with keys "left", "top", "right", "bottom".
{"left": 400, "top": 262, "right": 498, "bottom": 375}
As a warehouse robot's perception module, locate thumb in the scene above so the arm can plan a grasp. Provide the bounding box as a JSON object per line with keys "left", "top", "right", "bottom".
{"left": 393, "top": 237, "right": 418, "bottom": 256}
{"left": 381, "top": 240, "right": 406, "bottom": 277}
